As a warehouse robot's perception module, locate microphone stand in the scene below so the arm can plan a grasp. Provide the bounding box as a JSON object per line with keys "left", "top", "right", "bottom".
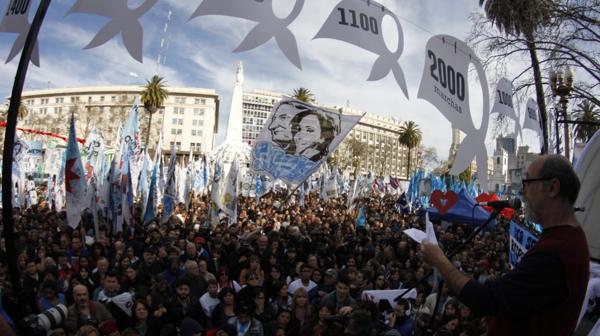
{"left": 395, "top": 207, "right": 503, "bottom": 335}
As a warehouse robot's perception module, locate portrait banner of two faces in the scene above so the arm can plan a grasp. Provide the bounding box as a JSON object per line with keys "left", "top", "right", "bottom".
{"left": 251, "top": 99, "right": 362, "bottom": 185}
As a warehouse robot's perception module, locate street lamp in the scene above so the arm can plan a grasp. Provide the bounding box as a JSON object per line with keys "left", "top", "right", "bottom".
{"left": 549, "top": 67, "right": 574, "bottom": 159}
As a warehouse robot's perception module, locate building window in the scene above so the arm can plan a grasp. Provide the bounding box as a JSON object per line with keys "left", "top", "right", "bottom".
{"left": 174, "top": 107, "right": 185, "bottom": 115}
{"left": 175, "top": 97, "right": 186, "bottom": 104}
{"left": 54, "top": 107, "right": 62, "bottom": 113}
{"left": 176, "top": 142, "right": 181, "bottom": 150}
{"left": 55, "top": 97, "right": 64, "bottom": 103}
{"left": 41, "top": 98, "right": 49, "bottom": 104}
{"left": 70, "top": 96, "right": 80, "bottom": 103}
{"left": 111, "top": 96, "right": 117, "bottom": 102}
{"left": 100, "top": 96, "right": 105, "bottom": 102}
{"left": 193, "top": 108, "right": 205, "bottom": 116}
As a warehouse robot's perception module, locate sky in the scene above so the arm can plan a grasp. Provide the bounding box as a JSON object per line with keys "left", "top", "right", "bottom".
{"left": 0, "top": 0, "right": 542, "bottom": 163}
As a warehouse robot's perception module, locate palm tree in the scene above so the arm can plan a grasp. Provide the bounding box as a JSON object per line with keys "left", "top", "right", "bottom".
{"left": 479, "top": 0, "right": 557, "bottom": 154}
{"left": 140, "top": 75, "right": 169, "bottom": 148}
{"left": 291, "top": 87, "right": 314, "bottom": 103}
{"left": 573, "top": 100, "right": 600, "bottom": 143}
{"left": 398, "top": 121, "right": 422, "bottom": 179}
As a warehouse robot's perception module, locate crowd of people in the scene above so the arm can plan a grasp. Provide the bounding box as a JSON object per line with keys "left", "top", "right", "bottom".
{"left": 0, "top": 166, "right": 590, "bottom": 336}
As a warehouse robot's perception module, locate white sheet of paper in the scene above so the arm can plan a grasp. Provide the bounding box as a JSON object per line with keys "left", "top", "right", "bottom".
{"left": 403, "top": 228, "right": 426, "bottom": 244}
{"left": 361, "top": 288, "right": 417, "bottom": 308}
{"left": 404, "top": 213, "right": 438, "bottom": 245}
{"left": 425, "top": 212, "right": 438, "bottom": 245}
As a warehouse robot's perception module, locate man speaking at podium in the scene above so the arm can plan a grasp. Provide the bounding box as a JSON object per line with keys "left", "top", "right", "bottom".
{"left": 422, "top": 155, "right": 589, "bottom": 335}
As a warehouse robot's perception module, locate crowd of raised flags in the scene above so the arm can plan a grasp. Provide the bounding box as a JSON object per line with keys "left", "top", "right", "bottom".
{"left": 4, "top": 99, "right": 507, "bottom": 234}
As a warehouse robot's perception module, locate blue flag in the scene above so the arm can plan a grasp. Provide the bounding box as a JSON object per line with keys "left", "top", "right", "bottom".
{"left": 161, "top": 148, "right": 177, "bottom": 223}
{"left": 143, "top": 165, "right": 157, "bottom": 224}
{"left": 356, "top": 207, "right": 366, "bottom": 228}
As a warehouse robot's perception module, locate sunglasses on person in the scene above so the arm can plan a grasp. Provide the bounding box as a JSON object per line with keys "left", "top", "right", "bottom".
{"left": 522, "top": 177, "right": 554, "bottom": 188}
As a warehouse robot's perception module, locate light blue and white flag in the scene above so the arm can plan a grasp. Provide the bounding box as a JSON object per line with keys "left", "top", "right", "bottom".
{"left": 65, "top": 114, "right": 86, "bottom": 229}
{"left": 222, "top": 159, "right": 239, "bottom": 225}
{"left": 161, "top": 147, "right": 177, "bottom": 224}
{"left": 143, "top": 164, "right": 158, "bottom": 225}
{"left": 138, "top": 150, "right": 150, "bottom": 213}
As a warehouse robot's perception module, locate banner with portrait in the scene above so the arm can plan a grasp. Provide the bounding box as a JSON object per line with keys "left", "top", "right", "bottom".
{"left": 251, "top": 99, "right": 361, "bottom": 185}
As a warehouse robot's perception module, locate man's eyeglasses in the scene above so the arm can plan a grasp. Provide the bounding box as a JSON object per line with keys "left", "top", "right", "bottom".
{"left": 522, "top": 177, "right": 554, "bottom": 188}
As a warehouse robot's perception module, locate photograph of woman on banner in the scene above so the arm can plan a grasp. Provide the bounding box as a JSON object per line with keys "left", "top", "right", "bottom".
{"left": 290, "top": 110, "right": 338, "bottom": 162}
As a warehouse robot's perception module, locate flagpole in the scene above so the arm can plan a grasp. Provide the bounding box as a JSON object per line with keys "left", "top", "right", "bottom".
{"left": 1, "top": 0, "right": 52, "bottom": 297}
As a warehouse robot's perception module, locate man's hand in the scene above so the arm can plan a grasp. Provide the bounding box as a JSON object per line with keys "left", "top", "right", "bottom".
{"left": 421, "top": 239, "right": 447, "bottom": 267}
{"left": 420, "top": 239, "right": 470, "bottom": 295}
{"left": 339, "top": 306, "right": 353, "bottom": 316}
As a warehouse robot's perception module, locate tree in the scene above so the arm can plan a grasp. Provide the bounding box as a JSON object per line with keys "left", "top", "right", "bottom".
{"left": 141, "top": 75, "right": 168, "bottom": 149}
{"left": 573, "top": 100, "right": 600, "bottom": 143}
{"left": 419, "top": 145, "right": 439, "bottom": 171}
{"left": 478, "top": 0, "right": 558, "bottom": 154}
{"left": 398, "top": 121, "right": 422, "bottom": 179}
{"left": 291, "top": 87, "right": 314, "bottom": 103}
{"left": 17, "top": 101, "right": 28, "bottom": 121}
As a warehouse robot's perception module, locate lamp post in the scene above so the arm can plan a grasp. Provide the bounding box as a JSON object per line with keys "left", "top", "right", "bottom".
{"left": 549, "top": 67, "right": 574, "bottom": 159}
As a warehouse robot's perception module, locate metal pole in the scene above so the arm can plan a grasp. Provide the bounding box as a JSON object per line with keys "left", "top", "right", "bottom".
{"left": 561, "top": 97, "right": 571, "bottom": 160}
{"left": 2, "top": 0, "right": 52, "bottom": 296}
{"left": 555, "top": 109, "right": 561, "bottom": 154}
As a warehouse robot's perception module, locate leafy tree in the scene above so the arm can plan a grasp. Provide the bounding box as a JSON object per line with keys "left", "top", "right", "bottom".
{"left": 291, "top": 87, "right": 314, "bottom": 103}
{"left": 141, "top": 75, "right": 169, "bottom": 148}
{"left": 477, "top": 0, "right": 558, "bottom": 153}
{"left": 398, "top": 121, "right": 422, "bottom": 179}
{"left": 419, "top": 145, "right": 439, "bottom": 171}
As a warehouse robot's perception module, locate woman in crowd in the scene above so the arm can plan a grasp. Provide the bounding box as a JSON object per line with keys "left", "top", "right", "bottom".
{"left": 216, "top": 267, "right": 241, "bottom": 293}
{"left": 211, "top": 287, "right": 237, "bottom": 329}
{"left": 131, "top": 299, "right": 167, "bottom": 336}
{"left": 290, "top": 288, "right": 312, "bottom": 328}
{"left": 269, "top": 281, "right": 292, "bottom": 313}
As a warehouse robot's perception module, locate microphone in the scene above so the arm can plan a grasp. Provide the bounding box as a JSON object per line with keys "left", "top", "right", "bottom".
{"left": 478, "top": 198, "right": 522, "bottom": 211}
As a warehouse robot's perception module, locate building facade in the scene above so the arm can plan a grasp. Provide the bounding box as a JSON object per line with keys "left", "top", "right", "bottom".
{"left": 9, "top": 86, "right": 219, "bottom": 153}
{"left": 487, "top": 133, "right": 539, "bottom": 193}
{"left": 332, "top": 106, "right": 417, "bottom": 179}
